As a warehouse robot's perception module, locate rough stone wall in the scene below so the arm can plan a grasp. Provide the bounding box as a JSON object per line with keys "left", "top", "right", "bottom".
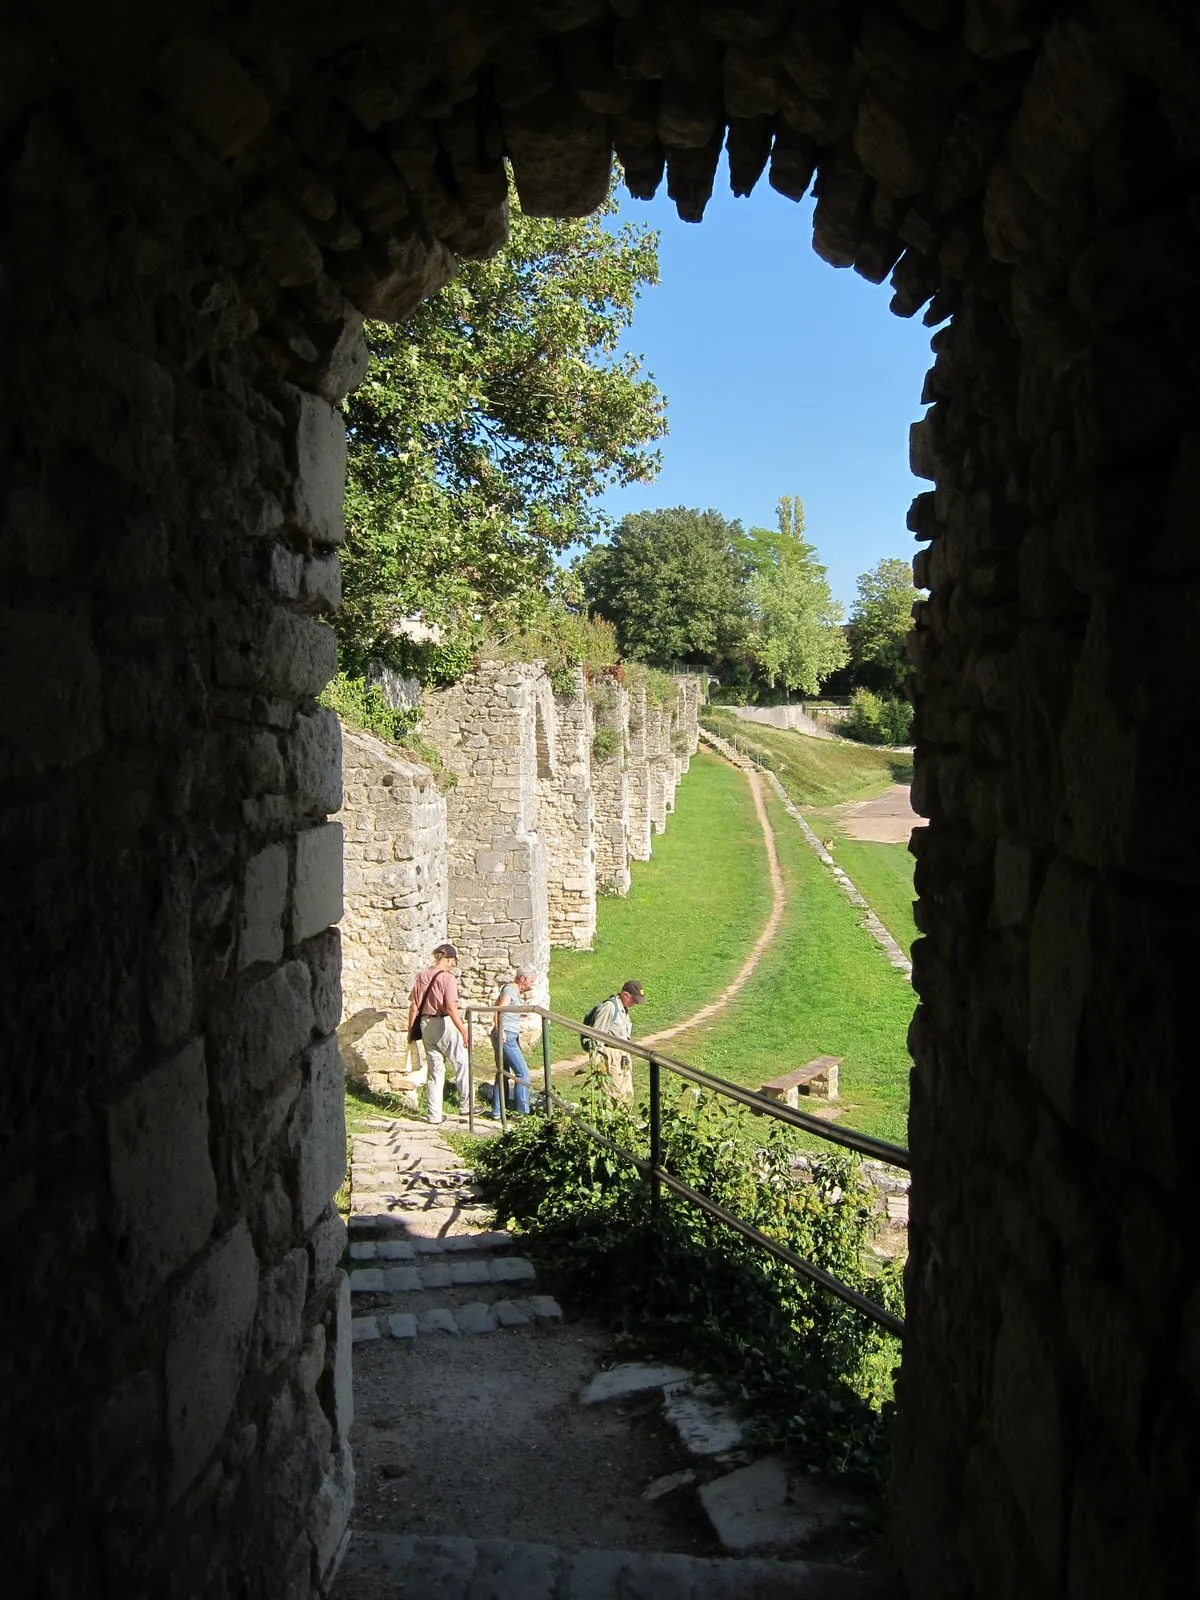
{"left": 625, "top": 686, "right": 653, "bottom": 863}
{"left": 539, "top": 668, "right": 597, "bottom": 950}
{"left": 335, "top": 725, "right": 447, "bottom": 1074}
{"left": 420, "top": 662, "right": 551, "bottom": 1009}
{"left": 892, "top": 18, "right": 1200, "bottom": 1600}
{"left": 590, "top": 682, "right": 632, "bottom": 898}
{"left": 0, "top": 55, "right": 358, "bottom": 1595}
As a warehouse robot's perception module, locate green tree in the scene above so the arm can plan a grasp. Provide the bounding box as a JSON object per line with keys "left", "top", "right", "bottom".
{"left": 578, "top": 507, "right": 749, "bottom": 669}
{"left": 745, "top": 497, "right": 848, "bottom": 695}
{"left": 338, "top": 180, "right": 666, "bottom": 676}
{"left": 849, "top": 557, "right": 919, "bottom": 696}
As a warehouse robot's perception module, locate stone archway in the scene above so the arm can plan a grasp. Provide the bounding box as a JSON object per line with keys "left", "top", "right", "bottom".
{"left": 4, "top": 5, "right": 1199, "bottom": 1597}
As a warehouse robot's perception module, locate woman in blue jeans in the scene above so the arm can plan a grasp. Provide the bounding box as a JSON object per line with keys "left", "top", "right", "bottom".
{"left": 485, "top": 966, "right": 536, "bottom": 1118}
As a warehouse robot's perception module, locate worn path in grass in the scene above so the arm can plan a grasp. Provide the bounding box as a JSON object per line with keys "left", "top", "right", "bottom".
{"left": 549, "top": 751, "right": 785, "bottom": 1071}
{"left": 665, "top": 784, "right": 914, "bottom": 1146}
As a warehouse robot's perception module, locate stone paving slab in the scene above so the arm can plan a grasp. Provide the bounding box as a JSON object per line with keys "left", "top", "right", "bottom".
{"left": 580, "top": 1363, "right": 692, "bottom": 1406}
{"left": 698, "top": 1458, "right": 866, "bottom": 1556}
{"left": 333, "top": 1532, "right": 889, "bottom": 1598}
{"left": 350, "top": 1256, "right": 536, "bottom": 1295}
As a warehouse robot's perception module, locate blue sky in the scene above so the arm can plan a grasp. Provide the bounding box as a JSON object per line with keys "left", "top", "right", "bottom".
{"left": 597, "top": 175, "right": 935, "bottom": 610}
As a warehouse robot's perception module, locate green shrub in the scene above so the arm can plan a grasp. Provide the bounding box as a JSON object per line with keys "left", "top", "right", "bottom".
{"left": 474, "top": 1077, "right": 902, "bottom": 1479}
{"left": 481, "top": 606, "right": 619, "bottom": 694}
{"left": 321, "top": 673, "right": 457, "bottom": 790}
{"left": 843, "top": 689, "right": 912, "bottom": 746}
{"left": 591, "top": 727, "right": 621, "bottom": 764}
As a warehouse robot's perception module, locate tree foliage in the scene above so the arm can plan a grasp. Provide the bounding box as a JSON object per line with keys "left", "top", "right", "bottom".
{"left": 848, "top": 557, "right": 919, "bottom": 697}
{"left": 745, "top": 496, "right": 847, "bottom": 695}
{"left": 338, "top": 180, "right": 666, "bottom": 676}
{"left": 577, "top": 506, "right": 749, "bottom": 669}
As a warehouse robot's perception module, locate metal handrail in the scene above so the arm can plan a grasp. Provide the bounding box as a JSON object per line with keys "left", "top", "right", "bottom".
{"left": 460, "top": 1002, "right": 907, "bottom": 1338}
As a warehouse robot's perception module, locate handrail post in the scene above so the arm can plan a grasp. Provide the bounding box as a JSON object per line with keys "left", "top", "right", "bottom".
{"left": 541, "top": 1013, "right": 552, "bottom": 1115}
{"left": 466, "top": 1012, "right": 474, "bottom": 1134}
{"left": 494, "top": 1014, "right": 507, "bottom": 1132}
{"left": 649, "top": 1053, "right": 662, "bottom": 1222}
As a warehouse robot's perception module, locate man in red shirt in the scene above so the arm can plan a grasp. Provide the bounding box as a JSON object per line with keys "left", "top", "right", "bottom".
{"left": 408, "top": 942, "right": 472, "bottom": 1124}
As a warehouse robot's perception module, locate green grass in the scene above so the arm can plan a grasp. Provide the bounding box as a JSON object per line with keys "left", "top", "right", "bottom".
{"left": 547, "top": 750, "right": 772, "bottom": 1061}
{"left": 701, "top": 707, "right": 911, "bottom": 806}
{"left": 823, "top": 832, "right": 918, "bottom": 958}
{"left": 651, "top": 786, "right": 914, "bottom": 1147}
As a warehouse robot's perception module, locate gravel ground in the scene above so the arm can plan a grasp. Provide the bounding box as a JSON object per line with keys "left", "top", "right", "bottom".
{"left": 349, "top": 1319, "right": 720, "bottom": 1556}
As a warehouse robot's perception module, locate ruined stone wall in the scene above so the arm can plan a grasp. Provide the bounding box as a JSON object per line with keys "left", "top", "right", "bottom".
{"left": 625, "top": 686, "right": 653, "bottom": 863}
{"left": 590, "top": 682, "right": 631, "bottom": 898}
{"left": 539, "top": 668, "right": 597, "bottom": 950}
{"left": 420, "top": 662, "right": 551, "bottom": 1010}
{"left": 647, "top": 705, "right": 671, "bottom": 835}
{"left": 335, "top": 725, "right": 446, "bottom": 1077}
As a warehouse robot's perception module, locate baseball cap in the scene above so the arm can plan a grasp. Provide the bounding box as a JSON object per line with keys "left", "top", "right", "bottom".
{"left": 622, "top": 980, "right": 645, "bottom": 1000}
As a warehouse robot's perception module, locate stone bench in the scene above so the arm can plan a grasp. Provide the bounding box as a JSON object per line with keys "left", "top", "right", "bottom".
{"left": 761, "top": 1056, "right": 842, "bottom": 1106}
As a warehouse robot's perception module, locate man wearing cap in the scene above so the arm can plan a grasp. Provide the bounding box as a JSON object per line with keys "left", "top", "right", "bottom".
{"left": 587, "top": 980, "right": 645, "bottom": 1102}
{"left": 408, "top": 943, "right": 471, "bottom": 1124}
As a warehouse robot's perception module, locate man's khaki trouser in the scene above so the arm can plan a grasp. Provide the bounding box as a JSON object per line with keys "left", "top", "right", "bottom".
{"left": 592, "top": 1044, "right": 633, "bottom": 1102}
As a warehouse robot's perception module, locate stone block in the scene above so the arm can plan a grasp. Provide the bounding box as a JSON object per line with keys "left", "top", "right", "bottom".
{"left": 309, "top": 1447, "right": 355, "bottom": 1584}
{"left": 257, "top": 1247, "right": 308, "bottom": 1368}
{"left": 309, "top": 1204, "right": 348, "bottom": 1292}
{"left": 698, "top": 1457, "right": 864, "bottom": 1554}
{"left": 491, "top": 1256, "right": 536, "bottom": 1284}
{"left": 301, "top": 551, "right": 342, "bottom": 614}
{"left": 449, "top": 1258, "right": 491, "bottom": 1285}
{"left": 240, "top": 843, "right": 287, "bottom": 968}
{"left": 455, "top": 1301, "right": 498, "bottom": 1334}
{"left": 292, "top": 822, "right": 344, "bottom": 943}
{"left": 418, "top": 1308, "right": 460, "bottom": 1335}
{"left": 107, "top": 1038, "right": 218, "bottom": 1310}
{"left": 351, "top": 1316, "right": 380, "bottom": 1342}
{"left": 662, "top": 1384, "right": 746, "bottom": 1458}
{"left": 492, "top": 1299, "right": 531, "bottom": 1328}
{"left": 382, "top": 1264, "right": 422, "bottom": 1291}
{"left": 304, "top": 928, "right": 343, "bottom": 1036}
{"left": 291, "top": 389, "right": 347, "bottom": 546}
{"left": 293, "top": 1036, "right": 346, "bottom": 1230}
{"left": 220, "top": 960, "right": 314, "bottom": 1091}
{"left": 291, "top": 707, "right": 343, "bottom": 818}
{"left": 329, "top": 1272, "right": 354, "bottom": 1443}
{"left": 256, "top": 609, "right": 338, "bottom": 699}
{"left": 580, "top": 1363, "right": 691, "bottom": 1406}
{"left": 387, "top": 1312, "right": 418, "bottom": 1339}
{"left": 166, "top": 1220, "right": 260, "bottom": 1502}
{"left": 419, "top": 1262, "right": 452, "bottom": 1290}
{"left": 349, "top": 1267, "right": 384, "bottom": 1292}
{"left": 376, "top": 1240, "right": 417, "bottom": 1260}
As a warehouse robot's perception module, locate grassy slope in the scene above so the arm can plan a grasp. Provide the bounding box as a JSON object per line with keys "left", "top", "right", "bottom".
{"left": 548, "top": 750, "right": 771, "bottom": 1061}
{"left": 701, "top": 707, "right": 912, "bottom": 805}
{"left": 703, "top": 708, "right": 918, "bottom": 960}
{"left": 824, "top": 831, "right": 918, "bottom": 958}
{"left": 646, "top": 786, "right": 914, "bottom": 1148}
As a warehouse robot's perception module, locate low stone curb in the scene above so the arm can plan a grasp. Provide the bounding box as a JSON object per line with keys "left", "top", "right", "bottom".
{"left": 351, "top": 1294, "right": 562, "bottom": 1342}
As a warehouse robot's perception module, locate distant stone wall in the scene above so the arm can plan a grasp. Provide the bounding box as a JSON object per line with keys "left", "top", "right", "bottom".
{"left": 591, "top": 682, "right": 631, "bottom": 898}
{"left": 420, "top": 662, "right": 550, "bottom": 1012}
{"left": 626, "top": 687, "right": 652, "bottom": 863}
{"left": 335, "top": 725, "right": 447, "bottom": 1077}
{"left": 647, "top": 706, "right": 670, "bottom": 836}
{"left": 540, "top": 668, "right": 597, "bottom": 949}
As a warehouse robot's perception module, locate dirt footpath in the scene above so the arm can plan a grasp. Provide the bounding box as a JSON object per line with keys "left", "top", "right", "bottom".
{"left": 350, "top": 1320, "right": 719, "bottom": 1556}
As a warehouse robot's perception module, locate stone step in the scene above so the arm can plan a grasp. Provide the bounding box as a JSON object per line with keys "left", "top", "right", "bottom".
{"left": 348, "top": 1230, "right": 512, "bottom": 1261}
{"left": 351, "top": 1294, "right": 563, "bottom": 1342}
{"left": 333, "top": 1532, "right": 888, "bottom": 1599}
{"left": 349, "top": 1254, "right": 536, "bottom": 1295}
{"left": 348, "top": 1208, "right": 496, "bottom": 1239}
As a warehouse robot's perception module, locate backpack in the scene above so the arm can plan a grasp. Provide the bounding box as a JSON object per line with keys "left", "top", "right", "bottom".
{"left": 580, "top": 997, "right": 616, "bottom": 1053}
